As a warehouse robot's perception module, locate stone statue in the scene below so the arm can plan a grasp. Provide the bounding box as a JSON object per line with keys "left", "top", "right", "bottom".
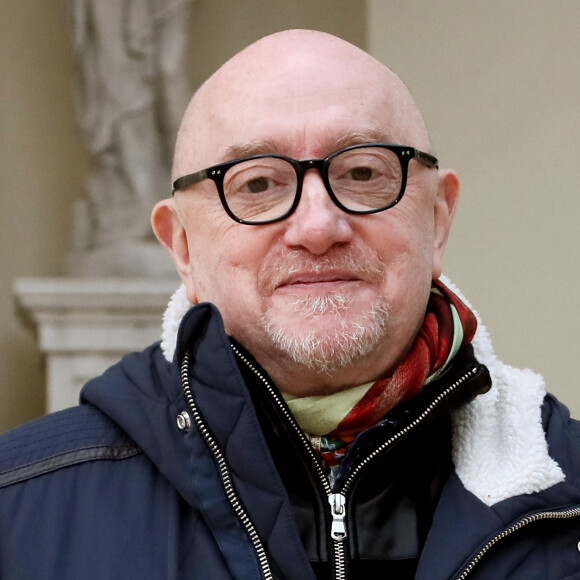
{"left": 69, "top": 0, "right": 192, "bottom": 276}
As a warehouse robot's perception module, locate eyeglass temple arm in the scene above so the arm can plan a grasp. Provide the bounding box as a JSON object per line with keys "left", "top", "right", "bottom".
{"left": 414, "top": 149, "right": 439, "bottom": 169}
{"left": 172, "top": 169, "right": 209, "bottom": 193}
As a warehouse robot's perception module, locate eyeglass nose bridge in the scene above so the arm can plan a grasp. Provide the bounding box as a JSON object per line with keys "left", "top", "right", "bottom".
{"left": 294, "top": 157, "right": 331, "bottom": 194}
{"left": 292, "top": 157, "right": 344, "bottom": 213}
{"left": 296, "top": 157, "right": 326, "bottom": 175}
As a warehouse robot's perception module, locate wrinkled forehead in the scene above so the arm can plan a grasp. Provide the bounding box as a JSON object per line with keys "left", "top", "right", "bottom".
{"left": 173, "top": 32, "right": 429, "bottom": 177}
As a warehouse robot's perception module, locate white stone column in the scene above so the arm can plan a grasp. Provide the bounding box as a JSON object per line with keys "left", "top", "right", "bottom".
{"left": 14, "top": 278, "right": 179, "bottom": 412}
{"left": 11, "top": 1, "right": 194, "bottom": 416}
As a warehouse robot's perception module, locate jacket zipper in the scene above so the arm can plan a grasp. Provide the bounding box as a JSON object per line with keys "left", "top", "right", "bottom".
{"left": 455, "top": 506, "right": 580, "bottom": 579}
{"left": 338, "top": 366, "right": 480, "bottom": 498}
{"left": 180, "top": 353, "right": 274, "bottom": 580}
{"left": 232, "top": 344, "right": 481, "bottom": 580}
{"left": 230, "top": 345, "right": 344, "bottom": 578}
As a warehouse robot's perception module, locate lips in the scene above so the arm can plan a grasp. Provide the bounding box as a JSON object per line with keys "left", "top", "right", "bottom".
{"left": 276, "top": 270, "right": 361, "bottom": 290}
{"left": 279, "top": 268, "right": 358, "bottom": 284}
{"left": 259, "top": 247, "right": 385, "bottom": 297}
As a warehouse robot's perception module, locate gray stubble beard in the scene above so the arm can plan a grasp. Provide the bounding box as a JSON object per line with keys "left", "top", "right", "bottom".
{"left": 260, "top": 291, "right": 391, "bottom": 374}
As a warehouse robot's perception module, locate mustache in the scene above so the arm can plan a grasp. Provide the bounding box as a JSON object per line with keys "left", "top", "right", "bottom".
{"left": 259, "top": 246, "right": 386, "bottom": 295}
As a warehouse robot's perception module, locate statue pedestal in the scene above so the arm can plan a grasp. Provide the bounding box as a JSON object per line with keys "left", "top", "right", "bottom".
{"left": 14, "top": 277, "right": 178, "bottom": 413}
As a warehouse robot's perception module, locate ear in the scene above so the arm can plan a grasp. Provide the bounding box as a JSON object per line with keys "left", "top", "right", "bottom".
{"left": 432, "top": 169, "right": 460, "bottom": 279}
{"left": 151, "top": 198, "right": 198, "bottom": 302}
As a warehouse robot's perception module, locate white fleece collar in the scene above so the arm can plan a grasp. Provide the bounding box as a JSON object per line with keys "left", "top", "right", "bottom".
{"left": 441, "top": 276, "right": 564, "bottom": 505}
{"left": 160, "top": 278, "right": 564, "bottom": 507}
{"left": 161, "top": 284, "right": 192, "bottom": 363}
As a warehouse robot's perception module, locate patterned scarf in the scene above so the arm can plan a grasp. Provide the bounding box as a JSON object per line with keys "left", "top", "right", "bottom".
{"left": 284, "top": 279, "right": 478, "bottom": 468}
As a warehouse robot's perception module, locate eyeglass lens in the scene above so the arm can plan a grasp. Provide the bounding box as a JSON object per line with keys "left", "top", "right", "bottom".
{"left": 222, "top": 146, "right": 403, "bottom": 223}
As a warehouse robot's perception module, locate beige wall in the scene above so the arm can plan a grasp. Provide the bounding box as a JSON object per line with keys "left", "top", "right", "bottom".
{"left": 0, "top": 0, "right": 366, "bottom": 433}
{"left": 368, "top": 1, "right": 580, "bottom": 413}
{"left": 0, "top": 1, "right": 88, "bottom": 432}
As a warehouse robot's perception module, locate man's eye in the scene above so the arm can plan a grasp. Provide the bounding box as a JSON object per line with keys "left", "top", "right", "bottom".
{"left": 244, "top": 177, "right": 272, "bottom": 193}
{"left": 348, "top": 166, "right": 373, "bottom": 181}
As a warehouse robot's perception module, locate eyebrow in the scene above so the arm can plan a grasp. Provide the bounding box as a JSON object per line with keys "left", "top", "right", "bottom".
{"left": 332, "top": 129, "right": 395, "bottom": 149}
{"left": 225, "top": 139, "right": 285, "bottom": 161}
{"left": 223, "top": 129, "right": 397, "bottom": 162}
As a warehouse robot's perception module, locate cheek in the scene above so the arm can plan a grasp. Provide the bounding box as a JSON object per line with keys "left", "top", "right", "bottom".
{"left": 183, "top": 208, "right": 275, "bottom": 307}
{"left": 374, "top": 201, "right": 435, "bottom": 272}
{"left": 369, "top": 202, "right": 436, "bottom": 315}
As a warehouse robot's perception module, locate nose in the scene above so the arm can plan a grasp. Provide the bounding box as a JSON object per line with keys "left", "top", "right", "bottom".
{"left": 282, "top": 169, "right": 354, "bottom": 254}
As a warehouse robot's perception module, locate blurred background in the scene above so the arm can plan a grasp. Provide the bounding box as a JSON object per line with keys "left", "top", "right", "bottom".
{"left": 1, "top": 0, "right": 579, "bottom": 432}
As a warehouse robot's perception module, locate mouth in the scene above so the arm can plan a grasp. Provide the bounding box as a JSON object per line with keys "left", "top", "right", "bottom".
{"left": 275, "top": 271, "right": 362, "bottom": 292}
{"left": 260, "top": 246, "right": 385, "bottom": 298}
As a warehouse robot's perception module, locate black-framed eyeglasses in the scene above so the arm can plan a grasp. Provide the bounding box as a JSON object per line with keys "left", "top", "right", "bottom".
{"left": 172, "top": 143, "right": 438, "bottom": 225}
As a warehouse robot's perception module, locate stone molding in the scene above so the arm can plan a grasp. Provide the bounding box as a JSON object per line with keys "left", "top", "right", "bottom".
{"left": 14, "top": 277, "right": 178, "bottom": 412}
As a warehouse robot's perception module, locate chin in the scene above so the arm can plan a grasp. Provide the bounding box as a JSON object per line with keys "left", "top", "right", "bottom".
{"left": 260, "top": 297, "right": 391, "bottom": 374}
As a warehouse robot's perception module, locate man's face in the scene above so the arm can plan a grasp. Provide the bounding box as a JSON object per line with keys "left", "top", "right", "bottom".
{"left": 156, "top": 33, "right": 457, "bottom": 395}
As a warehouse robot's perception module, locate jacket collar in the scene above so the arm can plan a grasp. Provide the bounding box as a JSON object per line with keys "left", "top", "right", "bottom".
{"left": 440, "top": 277, "right": 565, "bottom": 505}
{"left": 160, "top": 277, "right": 565, "bottom": 506}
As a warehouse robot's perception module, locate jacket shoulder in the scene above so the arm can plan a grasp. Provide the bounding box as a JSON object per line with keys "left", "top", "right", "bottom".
{"left": 542, "top": 393, "right": 580, "bottom": 481}
{"left": 543, "top": 392, "right": 580, "bottom": 438}
{"left": 0, "top": 404, "right": 141, "bottom": 489}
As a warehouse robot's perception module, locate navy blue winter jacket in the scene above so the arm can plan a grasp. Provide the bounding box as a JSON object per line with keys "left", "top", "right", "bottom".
{"left": 1, "top": 303, "right": 580, "bottom": 579}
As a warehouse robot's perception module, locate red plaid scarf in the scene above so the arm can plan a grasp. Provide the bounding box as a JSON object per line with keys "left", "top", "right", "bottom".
{"left": 308, "top": 280, "right": 477, "bottom": 467}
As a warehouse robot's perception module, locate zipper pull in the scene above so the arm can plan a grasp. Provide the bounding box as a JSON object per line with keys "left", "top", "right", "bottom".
{"left": 329, "top": 493, "right": 347, "bottom": 540}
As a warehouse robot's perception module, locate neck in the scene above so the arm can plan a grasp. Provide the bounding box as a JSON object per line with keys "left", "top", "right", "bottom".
{"left": 254, "top": 343, "right": 403, "bottom": 397}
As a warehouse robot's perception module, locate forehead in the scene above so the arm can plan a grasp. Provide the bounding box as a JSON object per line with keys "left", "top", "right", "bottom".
{"left": 175, "top": 37, "right": 427, "bottom": 174}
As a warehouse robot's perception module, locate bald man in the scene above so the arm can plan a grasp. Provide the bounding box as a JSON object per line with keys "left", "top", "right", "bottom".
{"left": 1, "top": 30, "right": 579, "bottom": 580}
